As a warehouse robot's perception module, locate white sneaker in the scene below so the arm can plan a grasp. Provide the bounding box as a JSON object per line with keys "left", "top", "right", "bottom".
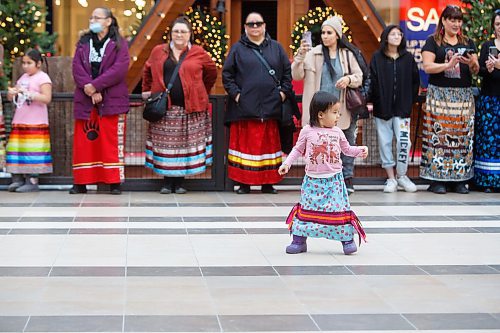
{"left": 397, "top": 175, "right": 417, "bottom": 192}
{"left": 383, "top": 178, "right": 398, "bottom": 193}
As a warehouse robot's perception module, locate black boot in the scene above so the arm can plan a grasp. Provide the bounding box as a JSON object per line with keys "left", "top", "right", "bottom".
{"left": 160, "top": 177, "right": 173, "bottom": 194}
{"left": 453, "top": 181, "right": 469, "bottom": 194}
{"left": 172, "top": 177, "right": 187, "bottom": 194}
{"left": 261, "top": 184, "right": 278, "bottom": 194}
{"left": 237, "top": 184, "right": 250, "bottom": 194}
{"left": 110, "top": 183, "right": 122, "bottom": 195}
{"left": 69, "top": 184, "right": 87, "bottom": 194}
{"left": 427, "top": 181, "right": 446, "bottom": 194}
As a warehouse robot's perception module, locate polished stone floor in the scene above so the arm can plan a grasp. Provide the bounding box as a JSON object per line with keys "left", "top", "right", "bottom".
{"left": 0, "top": 186, "right": 499, "bottom": 332}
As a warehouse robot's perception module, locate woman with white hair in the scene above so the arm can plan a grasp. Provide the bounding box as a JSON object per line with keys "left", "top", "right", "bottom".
{"left": 292, "top": 16, "right": 363, "bottom": 194}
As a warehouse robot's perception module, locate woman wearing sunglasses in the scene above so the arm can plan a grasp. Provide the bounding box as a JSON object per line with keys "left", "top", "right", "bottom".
{"left": 223, "top": 12, "right": 293, "bottom": 194}
{"left": 420, "top": 5, "right": 479, "bottom": 194}
{"left": 291, "top": 16, "right": 363, "bottom": 195}
{"left": 474, "top": 9, "right": 500, "bottom": 193}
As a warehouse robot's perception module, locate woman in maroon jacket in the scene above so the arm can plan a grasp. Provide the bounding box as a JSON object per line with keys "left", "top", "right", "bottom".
{"left": 142, "top": 16, "right": 217, "bottom": 194}
{"left": 70, "top": 7, "right": 129, "bottom": 195}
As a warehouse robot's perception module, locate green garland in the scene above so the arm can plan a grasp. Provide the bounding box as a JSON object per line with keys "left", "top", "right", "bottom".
{"left": 290, "top": 7, "right": 352, "bottom": 54}
{"left": 164, "top": 7, "right": 228, "bottom": 68}
{"left": 0, "top": 1, "right": 57, "bottom": 88}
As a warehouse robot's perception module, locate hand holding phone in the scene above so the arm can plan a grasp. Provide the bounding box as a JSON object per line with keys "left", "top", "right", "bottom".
{"left": 489, "top": 46, "right": 499, "bottom": 58}
{"left": 461, "top": 49, "right": 475, "bottom": 57}
{"left": 302, "top": 31, "right": 312, "bottom": 47}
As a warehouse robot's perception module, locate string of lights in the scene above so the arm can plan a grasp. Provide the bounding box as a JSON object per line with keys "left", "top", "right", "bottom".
{"left": 290, "top": 7, "right": 352, "bottom": 54}
{"left": 162, "top": 7, "right": 228, "bottom": 68}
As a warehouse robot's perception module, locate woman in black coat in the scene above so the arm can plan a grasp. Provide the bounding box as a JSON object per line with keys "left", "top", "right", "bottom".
{"left": 222, "top": 12, "right": 292, "bottom": 194}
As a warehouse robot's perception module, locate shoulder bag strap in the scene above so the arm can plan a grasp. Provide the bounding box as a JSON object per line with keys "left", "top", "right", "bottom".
{"left": 345, "top": 50, "right": 352, "bottom": 75}
{"left": 251, "top": 49, "right": 281, "bottom": 88}
{"left": 166, "top": 49, "right": 189, "bottom": 92}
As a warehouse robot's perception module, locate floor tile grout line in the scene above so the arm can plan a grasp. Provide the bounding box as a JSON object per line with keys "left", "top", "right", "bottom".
{"left": 47, "top": 224, "right": 71, "bottom": 277}
{"left": 399, "top": 313, "right": 419, "bottom": 330}
{"left": 184, "top": 220, "right": 224, "bottom": 332}
{"left": 22, "top": 315, "right": 30, "bottom": 333}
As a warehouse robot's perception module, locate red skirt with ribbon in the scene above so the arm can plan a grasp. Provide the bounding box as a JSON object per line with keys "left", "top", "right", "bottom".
{"left": 72, "top": 109, "right": 125, "bottom": 184}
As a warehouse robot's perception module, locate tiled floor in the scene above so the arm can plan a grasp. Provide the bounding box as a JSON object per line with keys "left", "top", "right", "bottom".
{"left": 0, "top": 187, "right": 499, "bottom": 332}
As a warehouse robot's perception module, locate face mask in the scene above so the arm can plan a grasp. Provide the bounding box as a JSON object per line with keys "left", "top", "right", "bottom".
{"left": 89, "top": 22, "right": 103, "bottom": 34}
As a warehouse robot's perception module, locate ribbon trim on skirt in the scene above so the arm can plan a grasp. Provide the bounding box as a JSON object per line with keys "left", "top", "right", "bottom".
{"left": 286, "top": 203, "right": 367, "bottom": 245}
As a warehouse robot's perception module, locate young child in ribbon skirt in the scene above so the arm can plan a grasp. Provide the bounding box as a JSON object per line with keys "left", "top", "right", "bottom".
{"left": 278, "top": 91, "right": 368, "bottom": 255}
{"left": 6, "top": 49, "right": 53, "bottom": 192}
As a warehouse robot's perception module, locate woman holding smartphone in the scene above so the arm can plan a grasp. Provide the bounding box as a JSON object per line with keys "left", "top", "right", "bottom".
{"left": 420, "top": 5, "right": 479, "bottom": 194}
{"left": 292, "top": 16, "right": 363, "bottom": 194}
{"left": 474, "top": 9, "right": 500, "bottom": 193}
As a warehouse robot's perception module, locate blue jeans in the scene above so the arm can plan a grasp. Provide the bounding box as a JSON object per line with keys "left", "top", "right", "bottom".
{"left": 341, "top": 118, "right": 358, "bottom": 179}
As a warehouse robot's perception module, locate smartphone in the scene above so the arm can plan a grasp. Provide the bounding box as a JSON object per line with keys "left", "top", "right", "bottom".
{"left": 461, "top": 49, "right": 475, "bottom": 57}
{"left": 302, "top": 31, "right": 312, "bottom": 46}
{"left": 489, "top": 46, "right": 499, "bottom": 58}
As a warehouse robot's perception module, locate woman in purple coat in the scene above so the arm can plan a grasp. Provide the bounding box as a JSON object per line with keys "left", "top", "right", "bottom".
{"left": 70, "top": 7, "right": 130, "bottom": 195}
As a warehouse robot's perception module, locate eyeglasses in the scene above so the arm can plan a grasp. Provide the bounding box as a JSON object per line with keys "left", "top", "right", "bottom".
{"left": 89, "top": 16, "right": 108, "bottom": 21}
{"left": 245, "top": 21, "right": 265, "bottom": 28}
{"left": 172, "top": 29, "right": 190, "bottom": 34}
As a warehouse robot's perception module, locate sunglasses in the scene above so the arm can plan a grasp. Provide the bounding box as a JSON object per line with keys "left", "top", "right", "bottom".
{"left": 245, "top": 21, "right": 265, "bottom": 28}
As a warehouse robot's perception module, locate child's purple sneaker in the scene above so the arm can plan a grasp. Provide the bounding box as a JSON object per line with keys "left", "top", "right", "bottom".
{"left": 286, "top": 235, "right": 307, "bottom": 254}
{"left": 342, "top": 240, "right": 357, "bottom": 255}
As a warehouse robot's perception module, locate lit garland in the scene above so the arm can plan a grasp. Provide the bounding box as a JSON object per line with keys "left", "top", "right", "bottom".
{"left": 126, "top": 0, "right": 147, "bottom": 38}
{"left": 163, "top": 7, "right": 228, "bottom": 68}
{"left": 290, "top": 7, "right": 352, "bottom": 54}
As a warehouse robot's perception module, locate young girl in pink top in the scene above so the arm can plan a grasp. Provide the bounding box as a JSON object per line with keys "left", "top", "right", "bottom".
{"left": 278, "top": 91, "right": 368, "bottom": 255}
{"left": 6, "top": 49, "right": 52, "bottom": 192}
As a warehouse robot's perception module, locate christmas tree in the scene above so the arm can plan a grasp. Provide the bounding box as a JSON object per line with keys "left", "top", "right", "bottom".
{"left": 163, "top": 7, "right": 228, "bottom": 68}
{"left": 0, "top": 1, "right": 57, "bottom": 89}
{"left": 462, "top": 0, "right": 497, "bottom": 50}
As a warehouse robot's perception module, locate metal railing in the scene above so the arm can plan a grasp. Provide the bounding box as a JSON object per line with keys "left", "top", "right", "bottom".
{"left": 0, "top": 92, "right": 425, "bottom": 190}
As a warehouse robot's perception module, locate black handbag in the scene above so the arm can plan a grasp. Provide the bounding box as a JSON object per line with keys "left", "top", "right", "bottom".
{"left": 345, "top": 53, "right": 369, "bottom": 119}
{"left": 143, "top": 50, "right": 188, "bottom": 122}
{"left": 251, "top": 49, "right": 301, "bottom": 153}
{"left": 143, "top": 91, "right": 168, "bottom": 122}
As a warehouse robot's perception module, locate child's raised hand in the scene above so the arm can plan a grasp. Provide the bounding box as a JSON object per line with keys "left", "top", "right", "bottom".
{"left": 278, "top": 164, "right": 290, "bottom": 175}
{"left": 360, "top": 146, "right": 369, "bottom": 159}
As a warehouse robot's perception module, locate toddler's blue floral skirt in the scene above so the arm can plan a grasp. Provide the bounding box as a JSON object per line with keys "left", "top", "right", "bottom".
{"left": 290, "top": 173, "right": 354, "bottom": 241}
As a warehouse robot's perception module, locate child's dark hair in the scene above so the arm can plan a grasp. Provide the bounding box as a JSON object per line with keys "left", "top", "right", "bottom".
{"left": 309, "top": 91, "right": 339, "bottom": 127}
{"left": 25, "top": 48, "right": 48, "bottom": 74}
